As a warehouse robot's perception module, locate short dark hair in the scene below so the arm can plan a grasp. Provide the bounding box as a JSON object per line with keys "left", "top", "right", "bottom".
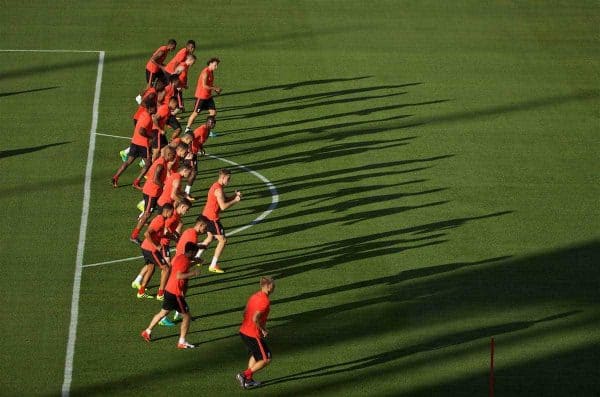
{"left": 162, "top": 203, "right": 174, "bottom": 212}
{"left": 195, "top": 215, "right": 208, "bottom": 226}
{"left": 207, "top": 57, "right": 220, "bottom": 65}
{"left": 142, "top": 98, "right": 156, "bottom": 110}
{"left": 206, "top": 115, "right": 216, "bottom": 124}
{"left": 168, "top": 39, "right": 177, "bottom": 46}
{"left": 219, "top": 168, "right": 231, "bottom": 177}
{"left": 176, "top": 142, "right": 189, "bottom": 152}
{"left": 178, "top": 198, "right": 192, "bottom": 208}
{"left": 187, "top": 40, "right": 196, "bottom": 47}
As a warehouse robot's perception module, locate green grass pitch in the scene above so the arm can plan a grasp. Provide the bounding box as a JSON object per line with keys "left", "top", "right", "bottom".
{"left": 0, "top": 1, "right": 598, "bottom": 396}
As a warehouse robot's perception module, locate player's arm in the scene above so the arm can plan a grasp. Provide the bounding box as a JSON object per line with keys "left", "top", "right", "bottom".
{"left": 176, "top": 267, "right": 201, "bottom": 279}
{"left": 153, "top": 164, "right": 164, "bottom": 187}
{"left": 138, "top": 126, "right": 151, "bottom": 139}
{"left": 252, "top": 310, "right": 268, "bottom": 337}
{"left": 143, "top": 224, "right": 162, "bottom": 251}
{"left": 215, "top": 187, "right": 241, "bottom": 210}
{"left": 150, "top": 49, "right": 167, "bottom": 70}
{"left": 170, "top": 177, "right": 181, "bottom": 202}
{"left": 201, "top": 72, "right": 221, "bottom": 95}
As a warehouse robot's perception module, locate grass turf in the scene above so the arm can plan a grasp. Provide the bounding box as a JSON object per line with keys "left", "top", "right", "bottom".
{"left": 0, "top": 1, "right": 598, "bottom": 396}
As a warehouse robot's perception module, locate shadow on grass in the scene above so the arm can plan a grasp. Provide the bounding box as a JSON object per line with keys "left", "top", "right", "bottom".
{"left": 0, "top": 86, "right": 60, "bottom": 98}
{"left": 187, "top": 211, "right": 514, "bottom": 297}
{"left": 265, "top": 311, "right": 580, "bottom": 387}
{"left": 220, "top": 76, "right": 374, "bottom": 98}
{"left": 65, "top": 242, "right": 598, "bottom": 397}
{"left": 0, "top": 141, "right": 70, "bottom": 160}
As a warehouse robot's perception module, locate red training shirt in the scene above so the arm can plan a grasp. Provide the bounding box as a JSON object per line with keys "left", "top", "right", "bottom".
{"left": 240, "top": 291, "right": 271, "bottom": 338}
{"left": 146, "top": 45, "right": 170, "bottom": 74}
{"left": 176, "top": 228, "right": 198, "bottom": 256}
{"left": 160, "top": 212, "right": 181, "bottom": 246}
{"left": 157, "top": 172, "right": 182, "bottom": 207}
{"left": 142, "top": 157, "right": 168, "bottom": 197}
{"left": 191, "top": 125, "right": 209, "bottom": 154}
{"left": 165, "top": 253, "right": 191, "bottom": 296}
{"left": 194, "top": 66, "right": 214, "bottom": 99}
{"left": 141, "top": 215, "right": 166, "bottom": 252}
{"left": 131, "top": 109, "right": 153, "bottom": 148}
{"left": 202, "top": 182, "right": 222, "bottom": 221}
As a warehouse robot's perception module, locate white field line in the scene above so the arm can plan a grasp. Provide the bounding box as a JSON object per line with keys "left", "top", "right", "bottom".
{"left": 61, "top": 51, "right": 105, "bottom": 397}
{"left": 82, "top": 137, "right": 280, "bottom": 269}
{"left": 0, "top": 49, "right": 101, "bottom": 53}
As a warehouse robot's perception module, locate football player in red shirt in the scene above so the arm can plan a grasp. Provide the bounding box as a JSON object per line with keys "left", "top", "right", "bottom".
{"left": 141, "top": 242, "right": 205, "bottom": 349}
{"left": 184, "top": 57, "right": 221, "bottom": 133}
{"left": 145, "top": 39, "right": 176, "bottom": 85}
{"left": 201, "top": 169, "right": 242, "bottom": 273}
{"left": 236, "top": 277, "right": 276, "bottom": 389}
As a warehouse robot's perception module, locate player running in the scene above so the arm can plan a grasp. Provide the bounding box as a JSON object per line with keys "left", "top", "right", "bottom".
{"left": 141, "top": 242, "right": 205, "bottom": 349}
{"left": 236, "top": 277, "right": 276, "bottom": 389}
{"left": 130, "top": 146, "right": 176, "bottom": 243}
{"left": 145, "top": 39, "right": 176, "bottom": 85}
{"left": 201, "top": 168, "right": 242, "bottom": 273}
{"left": 133, "top": 204, "right": 174, "bottom": 299}
{"left": 184, "top": 57, "right": 221, "bottom": 133}
{"left": 112, "top": 98, "right": 156, "bottom": 189}
{"left": 184, "top": 116, "right": 216, "bottom": 197}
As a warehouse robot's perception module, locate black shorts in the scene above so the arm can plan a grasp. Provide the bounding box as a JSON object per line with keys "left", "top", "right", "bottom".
{"left": 162, "top": 290, "right": 189, "bottom": 313}
{"left": 143, "top": 194, "right": 159, "bottom": 214}
{"left": 206, "top": 219, "right": 225, "bottom": 236}
{"left": 151, "top": 132, "right": 169, "bottom": 149}
{"left": 184, "top": 153, "right": 198, "bottom": 172}
{"left": 161, "top": 244, "right": 171, "bottom": 259}
{"left": 167, "top": 115, "right": 181, "bottom": 131}
{"left": 141, "top": 248, "right": 168, "bottom": 268}
{"left": 128, "top": 143, "right": 149, "bottom": 159}
{"left": 193, "top": 97, "right": 216, "bottom": 113}
{"left": 240, "top": 333, "right": 272, "bottom": 362}
{"left": 146, "top": 69, "right": 166, "bottom": 85}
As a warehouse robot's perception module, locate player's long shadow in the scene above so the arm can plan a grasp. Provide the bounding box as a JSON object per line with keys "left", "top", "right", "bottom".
{"left": 220, "top": 83, "right": 420, "bottom": 115}
{"left": 0, "top": 141, "right": 70, "bottom": 160}
{"left": 0, "top": 86, "right": 60, "bottom": 98}
{"left": 233, "top": 137, "right": 416, "bottom": 172}
{"left": 190, "top": 256, "right": 510, "bottom": 320}
{"left": 187, "top": 211, "right": 513, "bottom": 297}
{"left": 220, "top": 76, "right": 373, "bottom": 97}
{"left": 263, "top": 311, "right": 580, "bottom": 387}
{"left": 223, "top": 99, "right": 449, "bottom": 134}
{"left": 219, "top": 114, "right": 414, "bottom": 150}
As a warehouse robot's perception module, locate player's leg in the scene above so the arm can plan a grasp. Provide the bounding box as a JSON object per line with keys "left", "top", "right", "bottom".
{"left": 185, "top": 98, "right": 202, "bottom": 132}
{"left": 238, "top": 335, "right": 270, "bottom": 388}
{"left": 137, "top": 254, "right": 155, "bottom": 299}
{"left": 175, "top": 295, "right": 194, "bottom": 348}
{"left": 157, "top": 264, "right": 170, "bottom": 300}
{"left": 141, "top": 308, "right": 170, "bottom": 342}
{"left": 132, "top": 264, "right": 148, "bottom": 289}
{"left": 131, "top": 195, "right": 155, "bottom": 241}
{"left": 184, "top": 155, "right": 198, "bottom": 197}
{"left": 133, "top": 147, "right": 152, "bottom": 188}
{"left": 195, "top": 232, "right": 213, "bottom": 260}
{"left": 113, "top": 145, "right": 139, "bottom": 186}
{"left": 208, "top": 233, "right": 227, "bottom": 273}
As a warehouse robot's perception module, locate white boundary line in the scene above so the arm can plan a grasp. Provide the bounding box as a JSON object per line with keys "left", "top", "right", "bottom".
{"left": 61, "top": 51, "right": 105, "bottom": 397}
{"left": 0, "top": 49, "right": 101, "bottom": 53}
{"left": 83, "top": 134, "right": 279, "bottom": 269}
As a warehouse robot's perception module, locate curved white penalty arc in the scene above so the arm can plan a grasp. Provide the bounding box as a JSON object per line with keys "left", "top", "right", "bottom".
{"left": 207, "top": 154, "right": 279, "bottom": 235}
{"left": 82, "top": 150, "right": 279, "bottom": 269}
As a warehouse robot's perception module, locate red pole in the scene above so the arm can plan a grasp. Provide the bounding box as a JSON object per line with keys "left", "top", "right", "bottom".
{"left": 490, "top": 337, "right": 495, "bottom": 397}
